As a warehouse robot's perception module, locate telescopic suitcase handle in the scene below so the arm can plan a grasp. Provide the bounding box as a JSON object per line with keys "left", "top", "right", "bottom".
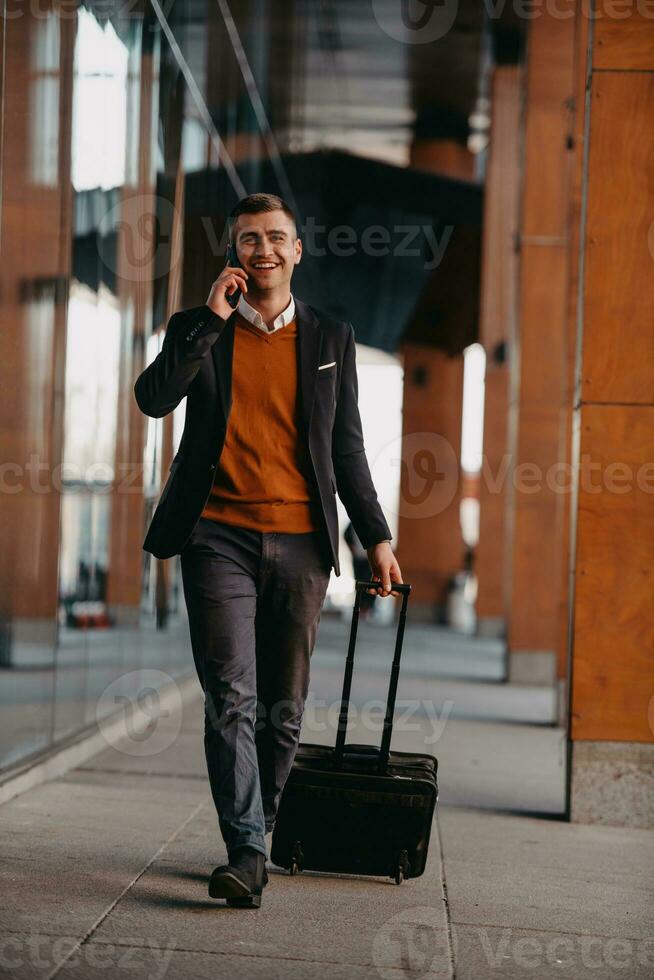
{"left": 333, "top": 580, "right": 411, "bottom": 774}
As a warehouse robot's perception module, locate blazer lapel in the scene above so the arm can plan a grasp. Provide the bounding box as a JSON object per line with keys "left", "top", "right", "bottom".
{"left": 211, "top": 310, "right": 237, "bottom": 426}
{"left": 295, "top": 298, "right": 322, "bottom": 439}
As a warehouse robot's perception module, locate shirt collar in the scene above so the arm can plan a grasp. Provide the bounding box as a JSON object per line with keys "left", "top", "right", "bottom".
{"left": 236, "top": 293, "right": 295, "bottom": 333}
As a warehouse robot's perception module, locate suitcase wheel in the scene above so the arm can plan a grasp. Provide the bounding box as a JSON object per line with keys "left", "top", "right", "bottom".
{"left": 393, "top": 849, "right": 410, "bottom": 885}
{"left": 289, "top": 840, "right": 304, "bottom": 876}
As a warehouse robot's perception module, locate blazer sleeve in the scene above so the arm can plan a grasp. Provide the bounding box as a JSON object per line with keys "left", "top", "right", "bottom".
{"left": 134, "top": 306, "right": 228, "bottom": 418}
{"left": 331, "top": 323, "right": 393, "bottom": 549}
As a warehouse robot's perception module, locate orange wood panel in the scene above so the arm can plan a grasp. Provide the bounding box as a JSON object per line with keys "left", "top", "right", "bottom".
{"left": 476, "top": 366, "right": 509, "bottom": 618}
{"left": 522, "top": 0, "right": 577, "bottom": 240}
{"left": 510, "top": 505, "right": 562, "bottom": 653}
{"left": 478, "top": 66, "right": 521, "bottom": 354}
{"left": 557, "top": 3, "right": 590, "bottom": 680}
{"left": 582, "top": 72, "right": 654, "bottom": 405}
{"left": 508, "top": 4, "right": 578, "bottom": 669}
{"left": 0, "top": 12, "right": 74, "bottom": 625}
{"left": 509, "top": 242, "right": 571, "bottom": 659}
{"left": 571, "top": 405, "right": 654, "bottom": 742}
{"left": 555, "top": 400, "right": 574, "bottom": 679}
{"left": 518, "top": 243, "right": 569, "bottom": 408}
{"left": 594, "top": 9, "right": 654, "bottom": 71}
{"left": 476, "top": 67, "right": 521, "bottom": 620}
{"left": 107, "top": 49, "right": 161, "bottom": 620}
{"left": 509, "top": 404, "right": 570, "bottom": 655}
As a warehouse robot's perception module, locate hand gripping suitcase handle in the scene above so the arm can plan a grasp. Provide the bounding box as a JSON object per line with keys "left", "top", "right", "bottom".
{"left": 333, "top": 580, "right": 411, "bottom": 774}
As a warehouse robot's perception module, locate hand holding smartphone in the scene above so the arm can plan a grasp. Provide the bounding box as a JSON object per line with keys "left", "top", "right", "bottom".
{"left": 205, "top": 246, "right": 248, "bottom": 319}
{"left": 225, "top": 244, "right": 244, "bottom": 309}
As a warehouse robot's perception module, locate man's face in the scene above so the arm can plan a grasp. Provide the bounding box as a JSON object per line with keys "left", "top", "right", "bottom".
{"left": 232, "top": 209, "right": 302, "bottom": 292}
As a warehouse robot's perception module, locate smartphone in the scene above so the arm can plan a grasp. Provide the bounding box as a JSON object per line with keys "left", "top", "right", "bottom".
{"left": 225, "top": 243, "right": 243, "bottom": 310}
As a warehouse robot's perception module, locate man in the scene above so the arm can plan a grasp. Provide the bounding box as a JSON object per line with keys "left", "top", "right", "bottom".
{"left": 134, "top": 193, "right": 403, "bottom": 908}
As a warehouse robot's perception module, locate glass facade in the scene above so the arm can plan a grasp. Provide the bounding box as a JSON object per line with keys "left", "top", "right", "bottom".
{"left": 0, "top": 0, "right": 269, "bottom": 774}
{"left": 0, "top": 0, "right": 413, "bottom": 775}
{"left": 0, "top": 0, "right": 487, "bottom": 777}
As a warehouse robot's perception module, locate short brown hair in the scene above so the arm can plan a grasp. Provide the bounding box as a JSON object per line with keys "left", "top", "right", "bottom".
{"left": 228, "top": 193, "right": 297, "bottom": 240}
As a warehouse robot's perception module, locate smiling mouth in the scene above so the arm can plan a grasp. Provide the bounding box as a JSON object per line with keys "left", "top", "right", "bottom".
{"left": 252, "top": 262, "right": 280, "bottom": 270}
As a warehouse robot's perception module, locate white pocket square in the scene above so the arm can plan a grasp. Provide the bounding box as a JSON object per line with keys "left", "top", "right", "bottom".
{"left": 318, "top": 361, "right": 336, "bottom": 370}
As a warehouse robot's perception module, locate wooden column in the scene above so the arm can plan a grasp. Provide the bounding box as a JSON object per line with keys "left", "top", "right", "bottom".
{"left": 568, "top": 8, "right": 654, "bottom": 828}
{"left": 0, "top": 7, "right": 74, "bottom": 663}
{"left": 106, "top": 37, "right": 161, "bottom": 626}
{"left": 396, "top": 346, "right": 464, "bottom": 618}
{"left": 507, "top": 3, "right": 577, "bottom": 686}
{"left": 398, "top": 139, "right": 479, "bottom": 620}
{"left": 475, "top": 65, "right": 521, "bottom": 638}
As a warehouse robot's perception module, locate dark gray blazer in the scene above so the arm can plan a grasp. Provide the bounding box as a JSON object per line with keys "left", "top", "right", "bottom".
{"left": 133, "top": 297, "right": 392, "bottom": 576}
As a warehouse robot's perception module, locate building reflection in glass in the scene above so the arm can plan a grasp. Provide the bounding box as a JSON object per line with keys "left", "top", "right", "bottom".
{"left": 0, "top": 2, "right": 195, "bottom": 776}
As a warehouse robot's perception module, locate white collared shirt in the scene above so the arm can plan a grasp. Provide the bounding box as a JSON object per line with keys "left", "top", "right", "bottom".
{"left": 236, "top": 293, "right": 295, "bottom": 333}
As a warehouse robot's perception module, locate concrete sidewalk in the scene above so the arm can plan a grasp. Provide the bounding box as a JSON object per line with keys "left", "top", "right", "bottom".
{"left": 1, "top": 681, "right": 652, "bottom": 980}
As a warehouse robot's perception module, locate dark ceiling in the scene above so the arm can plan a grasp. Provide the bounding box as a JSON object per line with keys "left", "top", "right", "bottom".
{"left": 83, "top": 0, "right": 521, "bottom": 351}
{"left": 156, "top": 0, "right": 523, "bottom": 169}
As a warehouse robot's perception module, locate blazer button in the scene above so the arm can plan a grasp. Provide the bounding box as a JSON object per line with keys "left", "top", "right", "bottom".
{"left": 209, "top": 463, "right": 216, "bottom": 470}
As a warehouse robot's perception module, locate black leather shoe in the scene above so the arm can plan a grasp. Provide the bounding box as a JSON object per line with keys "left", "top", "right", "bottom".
{"left": 210, "top": 861, "right": 269, "bottom": 887}
{"left": 212, "top": 864, "right": 268, "bottom": 888}
{"left": 208, "top": 847, "right": 266, "bottom": 908}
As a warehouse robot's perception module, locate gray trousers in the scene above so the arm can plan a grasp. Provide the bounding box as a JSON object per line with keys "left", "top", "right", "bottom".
{"left": 180, "top": 517, "right": 331, "bottom": 858}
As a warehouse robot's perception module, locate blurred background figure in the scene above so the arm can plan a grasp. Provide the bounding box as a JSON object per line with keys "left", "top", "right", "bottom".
{"left": 444, "top": 548, "right": 477, "bottom": 635}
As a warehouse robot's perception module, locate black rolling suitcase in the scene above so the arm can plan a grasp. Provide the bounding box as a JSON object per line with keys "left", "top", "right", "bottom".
{"left": 271, "top": 580, "right": 438, "bottom": 884}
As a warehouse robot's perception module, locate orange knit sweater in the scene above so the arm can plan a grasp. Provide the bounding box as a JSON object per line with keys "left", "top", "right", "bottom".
{"left": 200, "top": 314, "right": 322, "bottom": 532}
